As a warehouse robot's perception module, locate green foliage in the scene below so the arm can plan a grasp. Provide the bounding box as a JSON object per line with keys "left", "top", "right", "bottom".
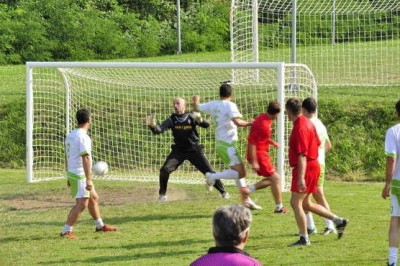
{"left": 0, "top": 97, "right": 25, "bottom": 168}
{"left": 318, "top": 87, "right": 400, "bottom": 180}
{"left": 182, "top": 2, "right": 230, "bottom": 52}
{"left": 0, "top": 0, "right": 231, "bottom": 64}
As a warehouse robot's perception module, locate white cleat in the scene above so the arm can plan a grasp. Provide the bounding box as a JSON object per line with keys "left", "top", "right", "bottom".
{"left": 221, "top": 192, "right": 231, "bottom": 199}
{"left": 242, "top": 197, "right": 262, "bottom": 210}
{"left": 158, "top": 195, "right": 167, "bottom": 202}
{"left": 205, "top": 172, "right": 215, "bottom": 187}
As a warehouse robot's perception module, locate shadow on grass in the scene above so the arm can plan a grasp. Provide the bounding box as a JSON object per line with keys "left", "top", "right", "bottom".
{"left": 39, "top": 249, "right": 197, "bottom": 264}
{"left": 107, "top": 213, "right": 210, "bottom": 224}
{"left": 39, "top": 239, "right": 208, "bottom": 265}
{"left": 82, "top": 238, "right": 210, "bottom": 251}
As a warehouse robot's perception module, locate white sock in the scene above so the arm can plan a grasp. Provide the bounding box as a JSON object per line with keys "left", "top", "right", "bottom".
{"left": 324, "top": 217, "right": 335, "bottom": 229}
{"left": 306, "top": 213, "right": 315, "bottom": 229}
{"left": 389, "top": 247, "right": 398, "bottom": 265}
{"left": 248, "top": 185, "right": 256, "bottom": 192}
{"left": 276, "top": 203, "right": 283, "bottom": 209}
{"left": 209, "top": 169, "right": 239, "bottom": 180}
{"left": 235, "top": 178, "right": 247, "bottom": 188}
{"left": 94, "top": 218, "right": 104, "bottom": 229}
{"left": 62, "top": 224, "right": 73, "bottom": 234}
{"left": 332, "top": 215, "right": 342, "bottom": 225}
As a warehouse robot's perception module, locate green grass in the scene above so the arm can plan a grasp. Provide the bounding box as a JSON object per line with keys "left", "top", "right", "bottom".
{"left": 0, "top": 169, "right": 389, "bottom": 265}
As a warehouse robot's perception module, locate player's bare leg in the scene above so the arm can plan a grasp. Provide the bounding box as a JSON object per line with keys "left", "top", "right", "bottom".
{"left": 67, "top": 198, "right": 89, "bottom": 227}
{"left": 88, "top": 189, "right": 117, "bottom": 232}
{"left": 388, "top": 217, "right": 400, "bottom": 266}
{"left": 289, "top": 192, "right": 310, "bottom": 246}
{"left": 303, "top": 194, "right": 348, "bottom": 239}
{"left": 313, "top": 186, "right": 336, "bottom": 234}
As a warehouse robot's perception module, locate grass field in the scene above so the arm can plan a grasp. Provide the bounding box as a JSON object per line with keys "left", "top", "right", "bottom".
{"left": 0, "top": 168, "right": 389, "bottom": 265}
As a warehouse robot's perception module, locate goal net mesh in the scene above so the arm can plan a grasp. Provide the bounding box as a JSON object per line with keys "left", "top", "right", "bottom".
{"left": 27, "top": 62, "right": 316, "bottom": 189}
{"left": 231, "top": 0, "right": 400, "bottom": 86}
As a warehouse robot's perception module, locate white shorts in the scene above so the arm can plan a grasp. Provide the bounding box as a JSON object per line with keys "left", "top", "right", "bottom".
{"left": 216, "top": 141, "right": 242, "bottom": 166}
{"left": 67, "top": 172, "right": 93, "bottom": 199}
{"left": 391, "top": 194, "right": 400, "bottom": 217}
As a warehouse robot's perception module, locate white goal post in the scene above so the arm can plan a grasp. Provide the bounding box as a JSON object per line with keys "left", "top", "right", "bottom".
{"left": 26, "top": 62, "right": 317, "bottom": 190}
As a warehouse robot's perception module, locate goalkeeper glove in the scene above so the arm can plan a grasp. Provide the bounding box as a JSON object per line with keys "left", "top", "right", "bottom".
{"left": 146, "top": 114, "right": 156, "bottom": 128}
{"left": 192, "top": 112, "right": 203, "bottom": 123}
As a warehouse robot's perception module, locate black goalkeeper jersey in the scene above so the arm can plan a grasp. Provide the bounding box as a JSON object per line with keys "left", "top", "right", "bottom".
{"left": 150, "top": 112, "right": 210, "bottom": 151}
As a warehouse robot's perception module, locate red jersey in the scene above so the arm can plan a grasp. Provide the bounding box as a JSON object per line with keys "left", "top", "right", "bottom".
{"left": 288, "top": 115, "right": 320, "bottom": 167}
{"left": 247, "top": 113, "right": 274, "bottom": 152}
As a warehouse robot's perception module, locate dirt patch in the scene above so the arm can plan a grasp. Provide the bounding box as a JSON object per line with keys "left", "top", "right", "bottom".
{"left": 2, "top": 186, "right": 190, "bottom": 211}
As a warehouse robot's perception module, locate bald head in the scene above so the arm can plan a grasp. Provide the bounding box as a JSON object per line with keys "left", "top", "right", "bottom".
{"left": 173, "top": 97, "right": 186, "bottom": 114}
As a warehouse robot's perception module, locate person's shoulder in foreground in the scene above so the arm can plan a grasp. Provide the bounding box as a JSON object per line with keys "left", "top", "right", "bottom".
{"left": 190, "top": 204, "right": 262, "bottom": 266}
{"left": 190, "top": 247, "right": 262, "bottom": 266}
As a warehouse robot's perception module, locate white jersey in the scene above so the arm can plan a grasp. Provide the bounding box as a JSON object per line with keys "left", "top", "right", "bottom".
{"left": 310, "top": 117, "right": 330, "bottom": 165}
{"left": 385, "top": 123, "right": 400, "bottom": 180}
{"left": 199, "top": 100, "right": 242, "bottom": 143}
{"left": 65, "top": 128, "right": 92, "bottom": 176}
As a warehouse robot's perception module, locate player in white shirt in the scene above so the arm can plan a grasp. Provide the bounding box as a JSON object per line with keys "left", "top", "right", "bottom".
{"left": 302, "top": 97, "right": 336, "bottom": 235}
{"left": 60, "top": 109, "right": 117, "bottom": 238}
{"left": 193, "top": 83, "right": 262, "bottom": 210}
{"left": 382, "top": 100, "right": 400, "bottom": 266}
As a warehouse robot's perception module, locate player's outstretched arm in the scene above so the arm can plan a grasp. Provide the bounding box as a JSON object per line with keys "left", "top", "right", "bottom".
{"left": 192, "top": 95, "right": 200, "bottom": 112}
{"left": 232, "top": 117, "right": 253, "bottom": 127}
{"left": 147, "top": 115, "right": 173, "bottom": 134}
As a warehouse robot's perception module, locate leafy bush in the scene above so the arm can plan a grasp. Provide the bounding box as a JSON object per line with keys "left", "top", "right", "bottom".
{"left": 319, "top": 98, "right": 395, "bottom": 181}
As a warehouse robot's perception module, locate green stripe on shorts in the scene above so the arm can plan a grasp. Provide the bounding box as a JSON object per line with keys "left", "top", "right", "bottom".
{"left": 67, "top": 172, "right": 86, "bottom": 198}
{"left": 216, "top": 140, "right": 242, "bottom": 165}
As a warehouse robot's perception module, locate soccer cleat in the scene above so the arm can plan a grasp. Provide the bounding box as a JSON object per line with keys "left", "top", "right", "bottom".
{"left": 242, "top": 197, "right": 262, "bottom": 210}
{"left": 274, "top": 207, "right": 289, "bottom": 214}
{"left": 387, "top": 262, "right": 395, "bottom": 266}
{"left": 95, "top": 224, "right": 117, "bottom": 232}
{"left": 221, "top": 192, "right": 231, "bottom": 199}
{"left": 60, "top": 231, "right": 77, "bottom": 239}
{"left": 288, "top": 236, "right": 310, "bottom": 247}
{"left": 335, "top": 219, "right": 348, "bottom": 239}
{"left": 308, "top": 227, "right": 318, "bottom": 235}
{"left": 295, "top": 227, "right": 317, "bottom": 236}
{"left": 322, "top": 227, "right": 337, "bottom": 235}
{"left": 158, "top": 195, "right": 167, "bottom": 202}
{"left": 204, "top": 172, "right": 215, "bottom": 188}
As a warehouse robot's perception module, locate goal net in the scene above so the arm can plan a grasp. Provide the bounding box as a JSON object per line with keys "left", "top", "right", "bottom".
{"left": 26, "top": 62, "right": 317, "bottom": 190}
{"left": 231, "top": 0, "right": 400, "bottom": 86}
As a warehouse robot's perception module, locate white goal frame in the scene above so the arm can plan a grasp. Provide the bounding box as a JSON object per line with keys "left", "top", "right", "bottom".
{"left": 26, "top": 62, "right": 317, "bottom": 190}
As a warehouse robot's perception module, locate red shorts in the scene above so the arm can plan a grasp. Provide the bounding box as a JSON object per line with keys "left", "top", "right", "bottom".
{"left": 247, "top": 151, "right": 276, "bottom": 177}
{"left": 291, "top": 160, "right": 320, "bottom": 193}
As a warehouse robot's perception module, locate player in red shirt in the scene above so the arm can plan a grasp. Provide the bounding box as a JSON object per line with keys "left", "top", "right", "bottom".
{"left": 286, "top": 98, "right": 348, "bottom": 247}
{"left": 242, "top": 101, "right": 288, "bottom": 213}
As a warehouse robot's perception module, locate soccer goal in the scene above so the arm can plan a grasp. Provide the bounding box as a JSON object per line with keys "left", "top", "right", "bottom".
{"left": 231, "top": 0, "right": 400, "bottom": 86}
{"left": 26, "top": 62, "right": 317, "bottom": 190}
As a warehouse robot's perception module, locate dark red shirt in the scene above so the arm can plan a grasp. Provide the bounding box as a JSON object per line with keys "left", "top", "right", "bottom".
{"left": 289, "top": 115, "right": 320, "bottom": 167}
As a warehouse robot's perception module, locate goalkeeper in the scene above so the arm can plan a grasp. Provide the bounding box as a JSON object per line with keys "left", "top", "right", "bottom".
{"left": 146, "top": 97, "right": 229, "bottom": 202}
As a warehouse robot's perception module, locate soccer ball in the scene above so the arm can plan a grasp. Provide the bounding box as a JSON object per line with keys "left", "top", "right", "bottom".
{"left": 92, "top": 161, "right": 109, "bottom": 176}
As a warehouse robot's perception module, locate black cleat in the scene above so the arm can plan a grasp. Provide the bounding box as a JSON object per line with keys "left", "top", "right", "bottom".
{"left": 288, "top": 236, "right": 310, "bottom": 247}
{"left": 336, "top": 219, "right": 348, "bottom": 239}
